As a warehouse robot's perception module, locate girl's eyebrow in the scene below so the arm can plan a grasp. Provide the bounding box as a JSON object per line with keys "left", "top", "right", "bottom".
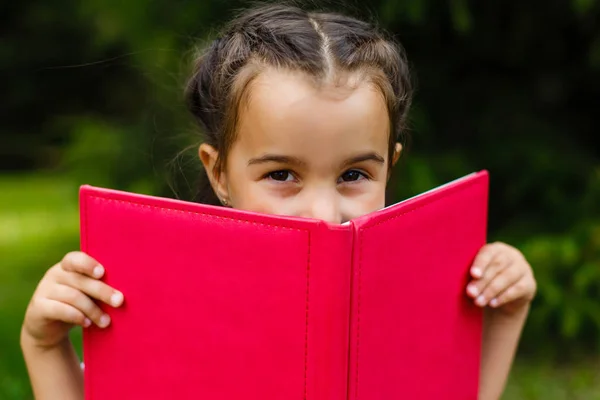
{"left": 247, "top": 152, "right": 385, "bottom": 167}
{"left": 341, "top": 152, "right": 385, "bottom": 168}
{"left": 247, "top": 154, "right": 306, "bottom": 166}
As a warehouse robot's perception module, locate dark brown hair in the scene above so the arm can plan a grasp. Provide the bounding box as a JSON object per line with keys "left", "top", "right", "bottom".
{"left": 185, "top": 3, "right": 412, "bottom": 204}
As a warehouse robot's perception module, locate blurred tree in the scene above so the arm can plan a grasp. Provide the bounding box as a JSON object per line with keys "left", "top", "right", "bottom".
{"left": 0, "top": 0, "right": 147, "bottom": 170}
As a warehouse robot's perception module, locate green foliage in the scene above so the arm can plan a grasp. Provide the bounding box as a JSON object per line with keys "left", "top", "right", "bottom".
{"left": 520, "top": 224, "right": 600, "bottom": 356}
{"left": 60, "top": 117, "right": 159, "bottom": 194}
{"left": 573, "top": 0, "right": 598, "bottom": 15}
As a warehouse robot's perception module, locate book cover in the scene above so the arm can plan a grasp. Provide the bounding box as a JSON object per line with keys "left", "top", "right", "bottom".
{"left": 80, "top": 170, "right": 488, "bottom": 399}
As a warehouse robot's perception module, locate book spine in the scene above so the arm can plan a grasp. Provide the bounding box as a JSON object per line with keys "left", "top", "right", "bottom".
{"left": 304, "top": 224, "right": 353, "bottom": 400}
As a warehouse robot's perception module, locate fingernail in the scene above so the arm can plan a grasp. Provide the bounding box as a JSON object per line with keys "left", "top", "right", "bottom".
{"left": 110, "top": 292, "right": 124, "bottom": 307}
{"left": 467, "top": 284, "right": 479, "bottom": 297}
{"left": 490, "top": 298, "right": 499, "bottom": 307}
{"left": 99, "top": 314, "right": 111, "bottom": 328}
{"left": 83, "top": 318, "right": 91, "bottom": 328}
{"left": 93, "top": 265, "right": 105, "bottom": 278}
{"left": 475, "top": 295, "right": 486, "bottom": 306}
{"left": 471, "top": 268, "right": 482, "bottom": 278}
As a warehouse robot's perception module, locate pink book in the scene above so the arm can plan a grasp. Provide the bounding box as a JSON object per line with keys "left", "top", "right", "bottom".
{"left": 80, "top": 170, "right": 488, "bottom": 400}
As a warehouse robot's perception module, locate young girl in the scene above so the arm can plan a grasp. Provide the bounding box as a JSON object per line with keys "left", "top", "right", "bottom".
{"left": 21, "top": 4, "right": 536, "bottom": 399}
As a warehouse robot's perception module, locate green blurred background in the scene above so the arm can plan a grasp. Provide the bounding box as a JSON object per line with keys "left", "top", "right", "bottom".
{"left": 1, "top": 0, "right": 599, "bottom": 398}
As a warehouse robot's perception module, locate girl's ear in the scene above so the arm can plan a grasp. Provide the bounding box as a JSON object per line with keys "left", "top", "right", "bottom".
{"left": 198, "top": 143, "right": 230, "bottom": 204}
{"left": 392, "top": 142, "right": 403, "bottom": 166}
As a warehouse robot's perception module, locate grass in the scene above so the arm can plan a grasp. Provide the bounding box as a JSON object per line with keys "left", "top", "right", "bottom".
{"left": 502, "top": 359, "right": 600, "bottom": 399}
{"left": 1, "top": 173, "right": 599, "bottom": 399}
{"left": 0, "top": 173, "right": 81, "bottom": 399}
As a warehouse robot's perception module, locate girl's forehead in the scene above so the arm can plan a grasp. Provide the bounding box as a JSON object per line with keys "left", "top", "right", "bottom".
{"left": 236, "top": 68, "right": 390, "bottom": 153}
{"left": 246, "top": 68, "right": 385, "bottom": 109}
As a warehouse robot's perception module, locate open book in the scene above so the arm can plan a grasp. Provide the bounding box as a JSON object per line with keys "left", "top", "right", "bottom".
{"left": 80, "top": 170, "right": 489, "bottom": 400}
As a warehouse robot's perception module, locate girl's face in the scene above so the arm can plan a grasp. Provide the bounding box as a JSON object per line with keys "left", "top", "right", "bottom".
{"left": 200, "top": 68, "right": 400, "bottom": 224}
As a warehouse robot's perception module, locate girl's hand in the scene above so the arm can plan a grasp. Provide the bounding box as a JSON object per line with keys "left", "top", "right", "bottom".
{"left": 22, "top": 251, "right": 124, "bottom": 349}
{"left": 466, "top": 242, "right": 536, "bottom": 315}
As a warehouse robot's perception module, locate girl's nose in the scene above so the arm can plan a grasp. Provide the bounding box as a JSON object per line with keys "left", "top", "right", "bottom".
{"left": 301, "top": 192, "right": 341, "bottom": 224}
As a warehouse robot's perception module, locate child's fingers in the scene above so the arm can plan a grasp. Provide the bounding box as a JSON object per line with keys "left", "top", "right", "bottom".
{"left": 490, "top": 273, "right": 536, "bottom": 308}
{"left": 40, "top": 298, "right": 90, "bottom": 327}
{"left": 61, "top": 251, "right": 104, "bottom": 279}
{"left": 470, "top": 243, "right": 501, "bottom": 278}
{"left": 489, "top": 276, "right": 536, "bottom": 308}
{"left": 50, "top": 284, "right": 111, "bottom": 328}
{"left": 56, "top": 271, "right": 124, "bottom": 309}
{"left": 476, "top": 267, "right": 524, "bottom": 307}
{"left": 467, "top": 251, "right": 510, "bottom": 299}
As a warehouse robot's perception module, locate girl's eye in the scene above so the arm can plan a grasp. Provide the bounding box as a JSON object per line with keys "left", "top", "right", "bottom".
{"left": 267, "top": 170, "right": 295, "bottom": 182}
{"left": 339, "top": 169, "right": 367, "bottom": 183}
